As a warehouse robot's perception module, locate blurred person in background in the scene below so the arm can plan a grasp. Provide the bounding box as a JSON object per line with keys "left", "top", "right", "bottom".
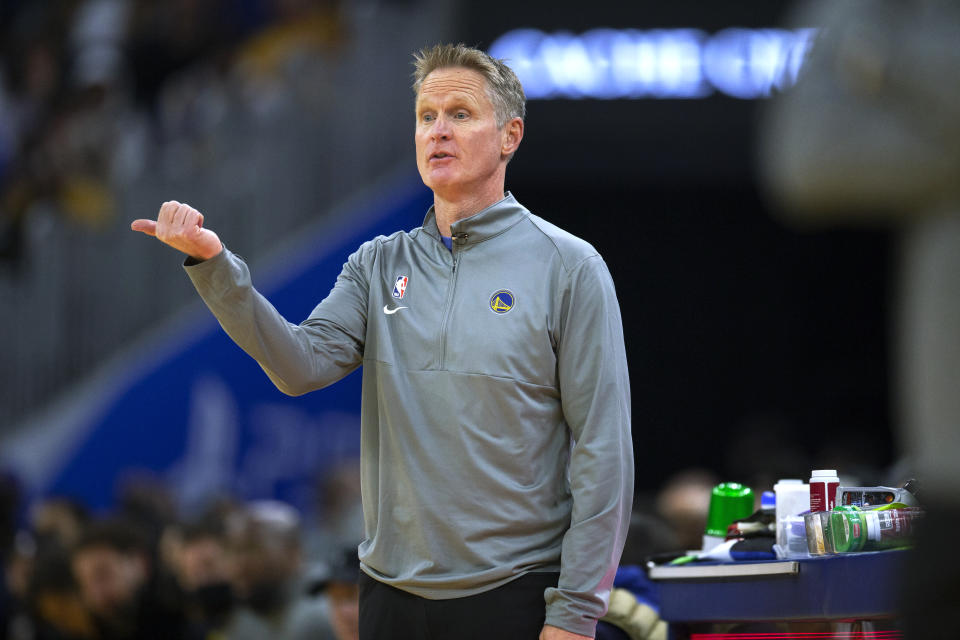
{"left": 654, "top": 469, "right": 718, "bottom": 552}
{"left": 0, "top": 0, "right": 131, "bottom": 243}
{"left": 114, "top": 474, "right": 186, "bottom": 622}
{"left": 69, "top": 518, "right": 185, "bottom": 640}
{"left": 114, "top": 474, "right": 178, "bottom": 550}
{"left": 131, "top": 42, "right": 633, "bottom": 640}
{"left": 223, "top": 500, "right": 335, "bottom": 640}
{"left": 759, "top": 1, "right": 960, "bottom": 636}
{"left": 0, "top": 1, "right": 72, "bottom": 267}
{"left": 24, "top": 545, "right": 96, "bottom": 640}
{"left": 4, "top": 493, "right": 91, "bottom": 640}
{"left": 171, "top": 516, "right": 236, "bottom": 640}
{"left": 231, "top": 0, "right": 343, "bottom": 85}
{"left": 308, "top": 545, "right": 360, "bottom": 640}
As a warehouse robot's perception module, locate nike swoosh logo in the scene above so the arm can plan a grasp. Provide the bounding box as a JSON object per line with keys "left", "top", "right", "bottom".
{"left": 383, "top": 305, "right": 408, "bottom": 315}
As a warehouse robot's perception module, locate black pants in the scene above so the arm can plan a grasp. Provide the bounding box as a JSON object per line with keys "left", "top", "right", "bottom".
{"left": 358, "top": 571, "right": 560, "bottom": 640}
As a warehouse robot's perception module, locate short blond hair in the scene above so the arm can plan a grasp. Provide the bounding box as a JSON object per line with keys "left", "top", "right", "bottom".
{"left": 412, "top": 43, "right": 526, "bottom": 129}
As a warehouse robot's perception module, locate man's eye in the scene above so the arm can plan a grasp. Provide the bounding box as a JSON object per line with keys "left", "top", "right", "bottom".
{"left": 421, "top": 114, "right": 434, "bottom": 122}
{"left": 454, "top": 112, "right": 468, "bottom": 119}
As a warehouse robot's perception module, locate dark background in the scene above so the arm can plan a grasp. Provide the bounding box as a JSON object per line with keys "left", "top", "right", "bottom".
{"left": 459, "top": 0, "right": 895, "bottom": 491}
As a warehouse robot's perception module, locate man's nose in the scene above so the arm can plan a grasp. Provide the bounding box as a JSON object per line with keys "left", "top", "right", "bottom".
{"left": 431, "top": 115, "right": 452, "bottom": 140}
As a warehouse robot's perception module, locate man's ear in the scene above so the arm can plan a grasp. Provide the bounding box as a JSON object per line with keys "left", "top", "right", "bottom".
{"left": 501, "top": 117, "right": 524, "bottom": 157}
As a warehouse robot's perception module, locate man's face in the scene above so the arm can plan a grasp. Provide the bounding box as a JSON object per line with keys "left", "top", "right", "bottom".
{"left": 415, "top": 67, "right": 512, "bottom": 200}
{"left": 72, "top": 547, "right": 147, "bottom": 619}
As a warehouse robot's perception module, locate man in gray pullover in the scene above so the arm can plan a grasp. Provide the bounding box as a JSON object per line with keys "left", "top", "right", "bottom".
{"left": 132, "top": 44, "right": 633, "bottom": 640}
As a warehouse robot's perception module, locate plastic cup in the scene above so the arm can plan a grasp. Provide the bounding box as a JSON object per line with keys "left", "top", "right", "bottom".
{"left": 705, "top": 482, "right": 755, "bottom": 538}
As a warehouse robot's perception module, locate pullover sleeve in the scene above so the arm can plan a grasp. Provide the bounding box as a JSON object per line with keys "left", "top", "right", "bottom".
{"left": 544, "top": 255, "right": 634, "bottom": 638}
{"left": 184, "top": 245, "right": 369, "bottom": 396}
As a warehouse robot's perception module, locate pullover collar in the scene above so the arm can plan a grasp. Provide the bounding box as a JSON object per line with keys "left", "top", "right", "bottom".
{"left": 422, "top": 192, "right": 529, "bottom": 248}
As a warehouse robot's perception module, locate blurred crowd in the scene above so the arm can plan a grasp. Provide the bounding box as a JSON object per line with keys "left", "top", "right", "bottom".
{"left": 0, "top": 470, "right": 362, "bottom": 640}
{"left": 0, "top": 0, "right": 344, "bottom": 269}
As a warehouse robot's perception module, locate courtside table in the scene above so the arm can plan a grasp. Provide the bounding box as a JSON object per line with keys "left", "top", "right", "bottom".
{"left": 648, "top": 550, "right": 908, "bottom": 639}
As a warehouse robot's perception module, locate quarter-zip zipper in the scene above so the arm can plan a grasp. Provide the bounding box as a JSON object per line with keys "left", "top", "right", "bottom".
{"left": 438, "top": 233, "right": 468, "bottom": 369}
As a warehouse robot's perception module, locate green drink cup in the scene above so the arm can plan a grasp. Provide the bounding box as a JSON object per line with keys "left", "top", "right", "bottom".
{"left": 705, "top": 482, "right": 755, "bottom": 538}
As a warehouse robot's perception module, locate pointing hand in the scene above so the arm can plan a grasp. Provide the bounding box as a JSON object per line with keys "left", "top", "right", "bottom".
{"left": 131, "top": 200, "right": 223, "bottom": 261}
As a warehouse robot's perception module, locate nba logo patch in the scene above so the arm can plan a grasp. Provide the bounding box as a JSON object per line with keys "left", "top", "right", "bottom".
{"left": 489, "top": 289, "right": 515, "bottom": 314}
{"left": 392, "top": 275, "right": 408, "bottom": 299}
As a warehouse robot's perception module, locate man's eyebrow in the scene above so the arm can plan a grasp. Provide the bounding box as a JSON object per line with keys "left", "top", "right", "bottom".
{"left": 443, "top": 96, "right": 478, "bottom": 110}
{"left": 416, "top": 96, "right": 475, "bottom": 112}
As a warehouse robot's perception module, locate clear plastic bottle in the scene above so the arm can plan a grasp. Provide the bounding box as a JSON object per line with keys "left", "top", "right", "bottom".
{"left": 774, "top": 479, "right": 809, "bottom": 557}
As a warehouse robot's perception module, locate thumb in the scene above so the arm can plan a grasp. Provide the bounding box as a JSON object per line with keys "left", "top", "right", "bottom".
{"left": 131, "top": 219, "right": 157, "bottom": 236}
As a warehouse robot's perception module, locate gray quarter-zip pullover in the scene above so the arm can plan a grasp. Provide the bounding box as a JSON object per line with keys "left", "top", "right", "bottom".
{"left": 185, "top": 193, "right": 633, "bottom": 637}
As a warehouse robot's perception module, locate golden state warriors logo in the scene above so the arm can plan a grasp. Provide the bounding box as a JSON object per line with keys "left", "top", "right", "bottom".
{"left": 489, "top": 289, "right": 515, "bottom": 314}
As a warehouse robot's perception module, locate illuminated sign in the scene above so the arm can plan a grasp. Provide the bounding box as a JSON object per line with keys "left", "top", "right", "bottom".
{"left": 488, "top": 27, "right": 817, "bottom": 100}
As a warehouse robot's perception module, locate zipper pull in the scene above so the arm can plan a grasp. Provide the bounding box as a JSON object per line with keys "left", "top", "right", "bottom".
{"left": 453, "top": 232, "right": 469, "bottom": 246}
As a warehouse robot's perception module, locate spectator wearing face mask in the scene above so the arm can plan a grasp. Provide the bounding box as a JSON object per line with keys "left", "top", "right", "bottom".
{"left": 171, "top": 516, "right": 236, "bottom": 640}
{"left": 224, "top": 501, "right": 335, "bottom": 640}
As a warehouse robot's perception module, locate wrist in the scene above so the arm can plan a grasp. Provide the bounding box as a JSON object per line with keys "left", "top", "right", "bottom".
{"left": 193, "top": 241, "right": 223, "bottom": 262}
